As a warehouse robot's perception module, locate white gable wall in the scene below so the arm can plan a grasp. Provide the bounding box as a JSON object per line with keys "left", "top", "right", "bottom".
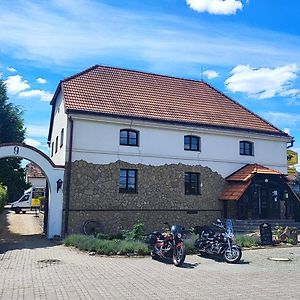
{"left": 27, "top": 177, "right": 46, "bottom": 188}
{"left": 50, "top": 92, "right": 68, "bottom": 166}
{"left": 69, "top": 114, "right": 289, "bottom": 177}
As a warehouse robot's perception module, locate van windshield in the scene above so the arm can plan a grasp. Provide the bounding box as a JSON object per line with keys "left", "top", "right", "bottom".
{"left": 20, "top": 195, "right": 30, "bottom": 202}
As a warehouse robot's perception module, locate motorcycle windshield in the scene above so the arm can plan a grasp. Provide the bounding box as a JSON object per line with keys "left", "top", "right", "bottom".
{"left": 226, "top": 219, "right": 234, "bottom": 235}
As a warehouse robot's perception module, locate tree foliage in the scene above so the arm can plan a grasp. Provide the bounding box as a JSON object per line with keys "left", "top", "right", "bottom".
{"left": 0, "top": 79, "right": 28, "bottom": 202}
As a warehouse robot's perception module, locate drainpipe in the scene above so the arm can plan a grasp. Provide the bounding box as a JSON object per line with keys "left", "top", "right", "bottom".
{"left": 64, "top": 116, "right": 74, "bottom": 235}
{"left": 287, "top": 138, "right": 295, "bottom": 149}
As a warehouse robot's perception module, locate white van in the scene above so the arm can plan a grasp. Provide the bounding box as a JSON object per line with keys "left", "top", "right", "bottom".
{"left": 11, "top": 187, "right": 45, "bottom": 214}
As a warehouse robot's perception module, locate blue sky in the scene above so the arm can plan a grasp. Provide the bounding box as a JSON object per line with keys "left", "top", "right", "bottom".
{"left": 0, "top": 0, "right": 299, "bottom": 170}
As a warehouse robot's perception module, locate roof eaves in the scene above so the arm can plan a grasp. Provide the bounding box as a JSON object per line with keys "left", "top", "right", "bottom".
{"left": 61, "top": 65, "right": 100, "bottom": 83}
{"left": 48, "top": 82, "right": 62, "bottom": 143}
{"left": 66, "top": 109, "right": 289, "bottom": 138}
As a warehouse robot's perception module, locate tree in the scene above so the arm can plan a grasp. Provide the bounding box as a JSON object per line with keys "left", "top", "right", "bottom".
{"left": 0, "top": 79, "right": 28, "bottom": 202}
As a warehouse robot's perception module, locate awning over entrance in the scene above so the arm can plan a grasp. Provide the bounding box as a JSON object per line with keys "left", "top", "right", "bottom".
{"left": 220, "top": 164, "right": 300, "bottom": 220}
{"left": 220, "top": 164, "right": 289, "bottom": 201}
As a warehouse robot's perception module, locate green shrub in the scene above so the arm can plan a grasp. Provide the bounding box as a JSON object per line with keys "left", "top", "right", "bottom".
{"left": 64, "top": 234, "right": 149, "bottom": 256}
{"left": 236, "top": 235, "right": 259, "bottom": 248}
{"left": 122, "top": 222, "right": 145, "bottom": 241}
{"left": 0, "top": 185, "right": 7, "bottom": 213}
{"left": 273, "top": 225, "right": 285, "bottom": 239}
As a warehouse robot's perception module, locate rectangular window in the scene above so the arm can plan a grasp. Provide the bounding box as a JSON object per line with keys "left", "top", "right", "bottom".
{"left": 184, "top": 135, "right": 200, "bottom": 151}
{"left": 51, "top": 142, "right": 54, "bottom": 157}
{"left": 55, "top": 136, "right": 58, "bottom": 153}
{"left": 240, "top": 141, "right": 254, "bottom": 156}
{"left": 119, "top": 169, "right": 137, "bottom": 193}
{"left": 185, "top": 172, "right": 200, "bottom": 195}
{"left": 60, "top": 128, "right": 64, "bottom": 148}
{"left": 120, "top": 129, "right": 139, "bottom": 146}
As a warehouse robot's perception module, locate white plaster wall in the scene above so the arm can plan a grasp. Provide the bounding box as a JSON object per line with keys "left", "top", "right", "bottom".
{"left": 27, "top": 177, "right": 46, "bottom": 188}
{"left": 50, "top": 92, "right": 68, "bottom": 166}
{"left": 70, "top": 115, "right": 289, "bottom": 177}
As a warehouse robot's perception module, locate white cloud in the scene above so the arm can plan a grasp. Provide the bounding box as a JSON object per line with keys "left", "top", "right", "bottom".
{"left": 6, "top": 67, "right": 17, "bottom": 72}
{"left": 288, "top": 98, "right": 300, "bottom": 106}
{"left": 283, "top": 128, "right": 291, "bottom": 135}
{"left": 4, "top": 75, "right": 30, "bottom": 94}
{"left": 186, "top": 0, "right": 243, "bottom": 15}
{"left": 262, "top": 112, "right": 300, "bottom": 127}
{"left": 19, "top": 89, "right": 53, "bottom": 102}
{"left": 37, "top": 77, "right": 47, "bottom": 84}
{"left": 225, "top": 64, "right": 299, "bottom": 99}
{"left": 26, "top": 124, "right": 49, "bottom": 138}
{"left": 202, "top": 69, "right": 219, "bottom": 79}
{"left": 0, "top": 1, "right": 299, "bottom": 70}
{"left": 25, "top": 138, "right": 41, "bottom": 148}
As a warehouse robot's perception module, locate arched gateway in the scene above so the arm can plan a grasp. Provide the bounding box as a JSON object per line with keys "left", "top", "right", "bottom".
{"left": 0, "top": 143, "right": 64, "bottom": 239}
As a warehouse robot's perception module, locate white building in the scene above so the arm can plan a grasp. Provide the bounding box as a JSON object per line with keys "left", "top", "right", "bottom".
{"left": 48, "top": 65, "right": 299, "bottom": 234}
{"left": 25, "top": 162, "right": 46, "bottom": 188}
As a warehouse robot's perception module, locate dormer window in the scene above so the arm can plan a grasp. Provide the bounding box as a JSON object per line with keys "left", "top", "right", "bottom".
{"left": 240, "top": 141, "right": 254, "bottom": 156}
{"left": 184, "top": 135, "right": 200, "bottom": 151}
{"left": 120, "top": 129, "right": 139, "bottom": 146}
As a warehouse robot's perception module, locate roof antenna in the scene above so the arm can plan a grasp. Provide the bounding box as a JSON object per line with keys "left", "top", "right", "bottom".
{"left": 201, "top": 66, "right": 203, "bottom": 81}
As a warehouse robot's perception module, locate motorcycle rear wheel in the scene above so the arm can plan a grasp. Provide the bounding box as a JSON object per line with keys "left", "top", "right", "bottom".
{"left": 224, "top": 246, "right": 242, "bottom": 263}
{"left": 173, "top": 244, "right": 186, "bottom": 266}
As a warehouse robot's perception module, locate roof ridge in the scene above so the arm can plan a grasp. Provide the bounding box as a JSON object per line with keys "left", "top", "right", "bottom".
{"left": 202, "top": 81, "right": 289, "bottom": 137}
{"left": 62, "top": 65, "right": 100, "bottom": 82}
{"left": 63, "top": 64, "right": 203, "bottom": 84}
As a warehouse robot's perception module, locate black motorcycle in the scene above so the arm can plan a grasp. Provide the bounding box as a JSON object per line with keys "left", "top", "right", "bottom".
{"left": 193, "top": 219, "right": 242, "bottom": 263}
{"left": 146, "top": 222, "right": 186, "bottom": 266}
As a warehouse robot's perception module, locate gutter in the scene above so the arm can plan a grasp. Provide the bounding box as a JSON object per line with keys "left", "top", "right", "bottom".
{"left": 64, "top": 115, "right": 74, "bottom": 235}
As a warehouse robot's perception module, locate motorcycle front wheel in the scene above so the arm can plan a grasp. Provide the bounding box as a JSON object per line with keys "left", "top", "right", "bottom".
{"left": 224, "top": 246, "right": 242, "bottom": 263}
{"left": 150, "top": 250, "right": 160, "bottom": 260}
{"left": 173, "top": 244, "right": 186, "bottom": 266}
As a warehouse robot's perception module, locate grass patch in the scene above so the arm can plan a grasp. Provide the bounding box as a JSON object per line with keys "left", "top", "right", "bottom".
{"left": 236, "top": 235, "right": 259, "bottom": 248}
{"left": 65, "top": 234, "right": 149, "bottom": 256}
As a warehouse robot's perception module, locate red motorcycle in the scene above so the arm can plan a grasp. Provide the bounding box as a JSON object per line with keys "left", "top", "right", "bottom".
{"left": 146, "top": 222, "right": 186, "bottom": 266}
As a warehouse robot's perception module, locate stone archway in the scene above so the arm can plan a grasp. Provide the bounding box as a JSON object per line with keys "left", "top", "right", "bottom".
{"left": 0, "top": 143, "right": 64, "bottom": 239}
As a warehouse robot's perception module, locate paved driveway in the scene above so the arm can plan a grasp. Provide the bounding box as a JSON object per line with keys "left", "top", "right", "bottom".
{"left": 1, "top": 209, "right": 300, "bottom": 299}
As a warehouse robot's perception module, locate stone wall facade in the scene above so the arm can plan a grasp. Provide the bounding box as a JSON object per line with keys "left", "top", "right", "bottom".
{"left": 64, "top": 160, "right": 226, "bottom": 234}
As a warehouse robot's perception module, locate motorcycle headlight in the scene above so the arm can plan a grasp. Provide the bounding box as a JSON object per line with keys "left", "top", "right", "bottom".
{"left": 228, "top": 233, "right": 235, "bottom": 239}
{"left": 177, "top": 233, "right": 182, "bottom": 239}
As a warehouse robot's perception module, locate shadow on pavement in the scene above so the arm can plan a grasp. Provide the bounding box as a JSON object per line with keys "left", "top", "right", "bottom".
{"left": 197, "top": 254, "right": 250, "bottom": 265}
{"left": 0, "top": 209, "right": 59, "bottom": 254}
{"left": 153, "top": 257, "right": 200, "bottom": 269}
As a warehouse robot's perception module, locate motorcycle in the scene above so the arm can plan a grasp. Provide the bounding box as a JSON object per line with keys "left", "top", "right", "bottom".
{"left": 193, "top": 219, "right": 242, "bottom": 263}
{"left": 146, "top": 222, "right": 186, "bottom": 266}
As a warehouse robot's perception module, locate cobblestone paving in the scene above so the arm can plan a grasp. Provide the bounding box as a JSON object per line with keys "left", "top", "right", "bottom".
{"left": 1, "top": 210, "right": 300, "bottom": 299}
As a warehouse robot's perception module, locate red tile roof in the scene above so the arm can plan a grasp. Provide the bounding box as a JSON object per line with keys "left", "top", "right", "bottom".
{"left": 26, "top": 163, "right": 45, "bottom": 178}
{"left": 219, "top": 181, "right": 251, "bottom": 201}
{"left": 226, "top": 163, "right": 282, "bottom": 182}
{"left": 52, "top": 65, "right": 288, "bottom": 136}
{"left": 220, "top": 164, "right": 285, "bottom": 201}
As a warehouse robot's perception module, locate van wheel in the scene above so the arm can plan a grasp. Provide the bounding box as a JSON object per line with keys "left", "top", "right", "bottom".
{"left": 15, "top": 207, "right": 21, "bottom": 214}
{"left": 22, "top": 211, "right": 26, "bottom": 214}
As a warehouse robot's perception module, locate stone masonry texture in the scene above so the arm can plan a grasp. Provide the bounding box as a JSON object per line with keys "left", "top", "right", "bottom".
{"left": 64, "top": 160, "right": 226, "bottom": 234}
